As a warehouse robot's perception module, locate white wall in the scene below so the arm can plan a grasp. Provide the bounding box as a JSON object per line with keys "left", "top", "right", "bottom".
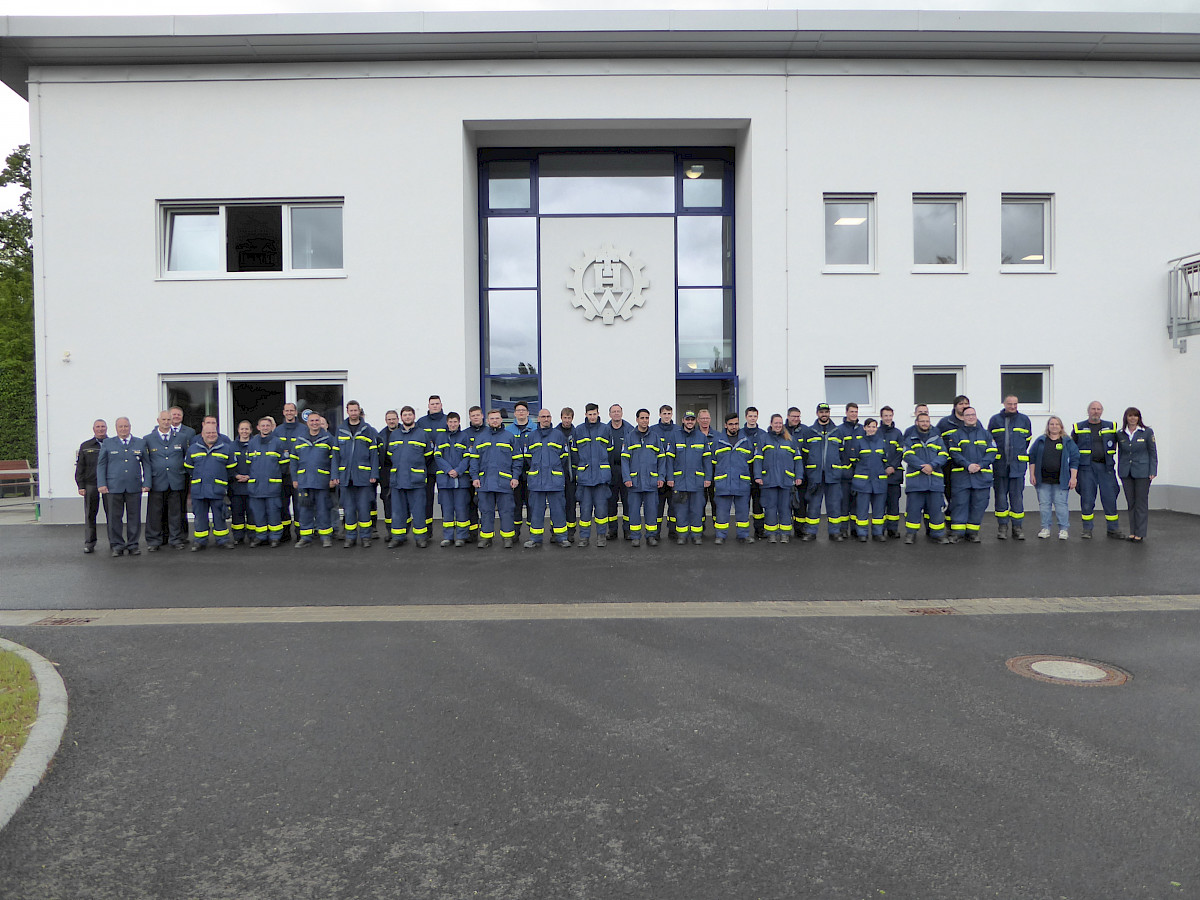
{"left": 28, "top": 59, "right": 1200, "bottom": 521}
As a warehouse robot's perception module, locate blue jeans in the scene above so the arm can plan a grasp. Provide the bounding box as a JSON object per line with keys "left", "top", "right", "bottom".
{"left": 1036, "top": 481, "right": 1069, "bottom": 530}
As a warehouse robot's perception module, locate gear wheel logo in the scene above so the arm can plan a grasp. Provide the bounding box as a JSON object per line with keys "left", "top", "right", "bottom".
{"left": 568, "top": 243, "right": 649, "bottom": 325}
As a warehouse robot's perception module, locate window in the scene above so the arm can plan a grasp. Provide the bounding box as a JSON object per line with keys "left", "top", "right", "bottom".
{"left": 913, "top": 194, "right": 964, "bottom": 271}
{"left": 824, "top": 194, "right": 875, "bottom": 272}
{"left": 824, "top": 367, "right": 876, "bottom": 413}
{"left": 162, "top": 200, "right": 344, "bottom": 277}
{"left": 913, "top": 366, "right": 964, "bottom": 407}
{"left": 1001, "top": 195, "right": 1052, "bottom": 272}
{"left": 163, "top": 373, "right": 346, "bottom": 435}
{"left": 1000, "top": 366, "right": 1051, "bottom": 414}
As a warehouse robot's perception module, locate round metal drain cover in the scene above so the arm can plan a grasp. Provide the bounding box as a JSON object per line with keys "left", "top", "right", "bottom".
{"left": 1006, "top": 655, "right": 1130, "bottom": 686}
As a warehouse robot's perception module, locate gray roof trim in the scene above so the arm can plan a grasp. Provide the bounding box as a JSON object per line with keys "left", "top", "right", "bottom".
{"left": 6, "top": 9, "right": 1200, "bottom": 98}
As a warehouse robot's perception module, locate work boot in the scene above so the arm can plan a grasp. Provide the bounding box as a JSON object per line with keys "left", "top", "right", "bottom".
{"left": 780, "top": 534, "right": 790, "bottom": 544}
{"left": 523, "top": 540, "right": 541, "bottom": 549}
{"left": 769, "top": 534, "right": 778, "bottom": 544}
{"left": 800, "top": 533, "right": 815, "bottom": 542}
{"left": 997, "top": 519, "right": 1009, "bottom": 540}
{"left": 596, "top": 535, "right": 606, "bottom": 548}
{"left": 454, "top": 540, "right": 465, "bottom": 548}
{"left": 714, "top": 537, "right": 725, "bottom": 545}
{"left": 904, "top": 533, "right": 915, "bottom": 545}
{"left": 647, "top": 536, "right": 658, "bottom": 546}
{"left": 360, "top": 538, "right": 371, "bottom": 549}
{"left": 503, "top": 538, "right": 514, "bottom": 549}
{"left": 858, "top": 534, "right": 868, "bottom": 542}
{"left": 577, "top": 539, "right": 589, "bottom": 548}
{"left": 677, "top": 536, "right": 687, "bottom": 546}
{"left": 873, "top": 534, "right": 888, "bottom": 543}
{"left": 630, "top": 538, "right": 641, "bottom": 547}
{"left": 343, "top": 537, "right": 355, "bottom": 548}
{"left": 967, "top": 533, "right": 981, "bottom": 543}
{"left": 1106, "top": 530, "right": 1127, "bottom": 540}
{"left": 477, "top": 539, "right": 491, "bottom": 549}
{"left": 416, "top": 539, "right": 428, "bottom": 549}
{"left": 321, "top": 537, "right": 333, "bottom": 548}
{"left": 1012, "top": 527, "right": 1026, "bottom": 541}
{"left": 692, "top": 536, "right": 703, "bottom": 545}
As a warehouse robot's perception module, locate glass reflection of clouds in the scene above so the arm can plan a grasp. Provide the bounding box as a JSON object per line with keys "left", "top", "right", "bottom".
{"left": 487, "top": 290, "right": 538, "bottom": 376}
{"left": 678, "top": 288, "right": 732, "bottom": 374}
{"left": 682, "top": 160, "right": 724, "bottom": 208}
{"left": 825, "top": 201, "right": 870, "bottom": 265}
{"left": 1001, "top": 202, "right": 1045, "bottom": 264}
{"left": 540, "top": 154, "right": 674, "bottom": 215}
{"left": 486, "top": 217, "right": 537, "bottom": 288}
{"left": 913, "top": 202, "right": 957, "bottom": 265}
{"left": 677, "top": 216, "right": 726, "bottom": 287}
{"left": 825, "top": 374, "right": 870, "bottom": 406}
{"left": 488, "top": 161, "right": 531, "bottom": 210}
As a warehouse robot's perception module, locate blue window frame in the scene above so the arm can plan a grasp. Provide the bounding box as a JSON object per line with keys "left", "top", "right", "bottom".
{"left": 478, "top": 148, "right": 735, "bottom": 412}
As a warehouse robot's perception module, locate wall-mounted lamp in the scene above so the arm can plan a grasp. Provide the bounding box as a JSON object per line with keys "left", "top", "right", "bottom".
{"left": 685, "top": 165, "right": 705, "bottom": 179}
{"left": 62, "top": 351, "right": 71, "bottom": 363}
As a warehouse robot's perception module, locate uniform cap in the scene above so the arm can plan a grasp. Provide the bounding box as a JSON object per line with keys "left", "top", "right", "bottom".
{"left": 816, "top": 402, "right": 831, "bottom": 411}
{"left": 684, "top": 410, "right": 696, "bottom": 419}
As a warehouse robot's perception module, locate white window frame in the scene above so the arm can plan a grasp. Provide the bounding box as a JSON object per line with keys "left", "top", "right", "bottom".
{"left": 912, "top": 193, "right": 965, "bottom": 273}
{"left": 161, "top": 371, "right": 348, "bottom": 436}
{"left": 999, "top": 365, "right": 1052, "bottom": 415}
{"left": 822, "top": 193, "right": 877, "bottom": 274}
{"left": 158, "top": 199, "right": 346, "bottom": 280}
{"left": 1000, "top": 194, "right": 1054, "bottom": 274}
{"left": 823, "top": 366, "right": 877, "bottom": 416}
{"left": 912, "top": 366, "right": 965, "bottom": 419}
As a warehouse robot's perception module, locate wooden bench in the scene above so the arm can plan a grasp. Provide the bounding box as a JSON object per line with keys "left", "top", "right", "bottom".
{"left": 0, "top": 459, "right": 37, "bottom": 498}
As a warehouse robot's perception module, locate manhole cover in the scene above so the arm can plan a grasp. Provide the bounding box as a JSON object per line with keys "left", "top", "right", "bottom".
{"left": 1006, "top": 655, "right": 1130, "bottom": 686}
{"left": 31, "top": 617, "right": 95, "bottom": 627}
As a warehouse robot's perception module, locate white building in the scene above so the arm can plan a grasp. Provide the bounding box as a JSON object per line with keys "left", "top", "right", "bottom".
{"left": 2, "top": 8, "right": 1199, "bottom": 524}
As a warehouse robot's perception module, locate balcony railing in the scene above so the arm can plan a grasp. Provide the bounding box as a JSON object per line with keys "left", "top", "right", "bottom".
{"left": 1168, "top": 251, "right": 1200, "bottom": 348}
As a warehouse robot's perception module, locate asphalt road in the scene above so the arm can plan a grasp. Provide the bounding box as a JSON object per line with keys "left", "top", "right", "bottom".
{"left": 2, "top": 513, "right": 1197, "bottom": 610}
{"left": 1, "top": 610, "right": 1198, "bottom": 900}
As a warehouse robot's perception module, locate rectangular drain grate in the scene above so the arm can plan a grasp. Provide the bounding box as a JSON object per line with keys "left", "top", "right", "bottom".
{"left": 32, "top": 617, "right": 96, "bottom": 626}
{"left": 903, "top": 607, "right": 958, "bottom": 616}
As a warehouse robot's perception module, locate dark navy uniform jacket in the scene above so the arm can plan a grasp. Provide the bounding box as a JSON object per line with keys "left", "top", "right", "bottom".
{"left": 144, "top": 429, "right": 190, "bottom": 491}
{"left": 97, "top": 436, "right": 151, "bottom": 494}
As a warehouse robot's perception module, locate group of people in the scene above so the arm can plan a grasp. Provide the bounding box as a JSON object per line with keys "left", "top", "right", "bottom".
{"left": 74, "top": 394, "right": 1158, "bottom": 556}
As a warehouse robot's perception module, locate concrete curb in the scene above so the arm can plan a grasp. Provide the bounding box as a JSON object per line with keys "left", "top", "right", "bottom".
{"left": 0, "top": 637, "right": 68, "bottom": 832}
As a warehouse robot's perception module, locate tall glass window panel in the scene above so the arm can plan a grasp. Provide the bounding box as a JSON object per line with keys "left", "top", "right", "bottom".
{"left": 226, "top": 205, "right": 283, "bottom": 273}
{"left": 539, "top": 153, "right": 674, "bottom": 215}
{"left": 291, "top": 207, "right": 343, "bottom": 270}
{"left": 681, "top": 160, "right": 725, "bottom": 209}
{"left": 167, "top": 210, "right": 221, "bottom": 272}
{"left": 1000, "top": 370, "right": 1045, "bottom": 405}
{"left": 913, "top": 199, "right": 960, "bottom": 266}
{"left": 1001, "top": 198, "right": 1048, "bottom": 266}
{"left": 486, "top": 217, "right": 537, "bottom": 288}
{"left": 484, "top": 376, "right": 539, "bottom": 418}
{"left": 486, "top": 291, "right": 538, "bottom": 376}
{"left": 824, "top": 370, "right": 872, "bottom": 406}
{"left": 914, "top": 370, "right": 959, "bottom": 406}
{"left": 677, "top": 216, "right": 730, "bottom": 287}
{"left": 165, "top": 380, "right": 218, "bottom": 433}
{"left": 678, "top": 289, "right": 733, "bottom": 374}
{"left": 296, "top": 383, "right": 345, "bottom": 432}
{"left": 488, "top": 161, "right": 532, "bottom": 210}
{"left": 824, "top": 199, "right": 873, "bottom": 267}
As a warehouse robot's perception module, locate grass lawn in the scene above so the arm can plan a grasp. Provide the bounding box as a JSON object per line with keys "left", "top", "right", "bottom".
{"left": 0, "top": 649, "right": 39, "bottom": 781}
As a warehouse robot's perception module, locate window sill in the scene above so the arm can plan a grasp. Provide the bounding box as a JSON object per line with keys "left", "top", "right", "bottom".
{"left": 822, "top": 266, "right": 877, "bottom": 275}
{"left": 999, "top": 267, "right": 1055, "bottom": 275}
{"left": 911, "top": 267, "right": 968, "bottom": 275}
{"left": 157, "top": 272, "right": 348, "bottom": 282}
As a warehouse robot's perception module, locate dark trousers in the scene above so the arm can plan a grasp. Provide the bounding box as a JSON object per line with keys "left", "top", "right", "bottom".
{"left": 281, "top": 477, "right": 297, "bottom": 534}
{"left": 82, "top": 484, "right": 108, "bottom": 548}
{"left": 478, "top": 489, "right": 516, "bottom": 541}
{"left": 750, "top": 482, "right": 766, "bottom": 536}
{"left": 248, "top": 496, "right": 283, "bottom": 542}
{"left": 341, "top": 483, "right": 376, "bottom": 540}
{"left": 1121, "top": 477, "right": 1151, "bottom": 539}
{"left": 230, "top": 493, "right": 252, "bottom": 542}
{"left": 439, "top": 487, "right": 470, "bottom": 541}
{"left": 106, "top": 491, "right": 141, "bottom": 551}
{"left": 607, "top": 474, "right": 628, "bottom": 537}
{"left": 761, "top": 486, "right": 792, "bottom": 533}
{"left": 804, "top": 480, "right": 842, "bottom": 535}
{"left": 146, "top": 489, "right": 184, "bottom": 547}
{"left": 656, "top": 483, "right": 676, "bottom": 535}
{"left": 424, "top": 461, "right": 437, "bottom": 534}
{"left": 192, "top": 496, "right": 230, "bottom": 547}
{"left": 513, "top": 477, "right": 530, "bottom": 538}
{"left": 389, "top": 487, "right": 427, "bottom": 541}
{"left": 885, "top": 482, "right": 902, "bottom": 534}
{"left": 993, "top": 476, "right": 1026, "bottom": 529}
{"left": 1080, "top": 461, "right": 1121, "bottom": 533}
{"left": 906, "top": 490, "right": 946, "bottom": 536}
{"left": 576, "top": 484, "right": 610, "bottom": 540}
{"left": 564, "top": 479, "right": 577, "bottom": 536}
{"left": 854, "top": 491, "right": 887, "bottom": 537}
{"left": 528, "top": 489, "right": 568, "bottom": 543}
{"left": 950, "top": 485, "right": 990, "bottom": 536}
{"left": 296, "top": 488, "right": 332, "bottom": 539}
{"left": 713, "top": 493, "right": 751, "bottom": 539}
{"left": 625, "top": 489, "right": 658, "bottom": 538}
{"left": 378, "top": 477, "right": 392, "bottom": 535}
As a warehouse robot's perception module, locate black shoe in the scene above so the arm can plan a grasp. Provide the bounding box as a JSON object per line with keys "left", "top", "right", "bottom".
{"left": 596, "top": 535, "right": 607, "bottom": 547}
{"left": 800, "top": 533, "right": 815, "bottom": 542}
{"left": 714, "top": 537, "right": 725, "bottom": 545}
{"left": 127, "top": 547, "right": 141, "bottom": 556}
{"left": 1107, "top": 530, "right": 1127, "bottom": 540}
{"left": 110, "top": 549, "right": 123, "bottom": 557}
{"left": 83, "top": 546, "right": 94, "bottom": 554}
{"left": 692, "top": 536, "right": 703, "bottom": 545}
{"left": 321, "top": 538, "right": 333, "bottom": 548}
{"left": 1013, "top": 529, "right": 1026, "bottom": 541}
{"left": 269, "top": 541, "right": 281, "bottom": 548}
{"left": 146, "top": 544, "right": 159, "bottom": 553}
{"left": 222, "top": 542, "right": 235, "bottom": 550}
{"left": 677, "top": 537, "right": 687, "bottom": 546}
{"left": 647, "top": 536, "right": 658, "bottom": 547}
{"left": 344, "top": 538, "right": 355, "bottom": 548}
{"left": 858, "top": 534, "right": 868, "bottom": 542}
{"left": 477, "top": 539, "right": 492, "bottom": 549}
{"left": 558, "top": 540, "right": 572, "bottom": 548}
{"left": 360, "top": 539, "right": 371, "bottom": 549}
{"left": 904, "top": 534, "right": 915, "bottom": 544}
{"left": 967, "top": 534, "right": 981, "bottom": 543}
{"left": 189, "top": 545, "right": 203, "bottom": 552}
{"left": 832, "top": 534, "right": 846, "bottom": 542}
{"left": 416, "top": 540, "right": 428, "bottom": 549}
{"left": 454, "top": 540, "right": 466, "bottom": 548}
{"left": 1081, "top": 531, "right": 1093, "bottom": 540}
{"left": 631, "top": 539, "right": 641, "bottom": 547}
{"left": 503, "top": 538, "right": 513, "bottom": 549}
{"left": 386, "top": 539, "right": 404, "bottom": 548}
{"left": 577, "top": 539, "right": 589, "bottom": 548}
{"left": 873, "top": 534, "right": 887, "bottom": 543}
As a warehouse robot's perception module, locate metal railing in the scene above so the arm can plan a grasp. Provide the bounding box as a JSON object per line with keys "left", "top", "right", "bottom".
{"left": 1168, "top": 251, "right": 1200, "bottom": 348}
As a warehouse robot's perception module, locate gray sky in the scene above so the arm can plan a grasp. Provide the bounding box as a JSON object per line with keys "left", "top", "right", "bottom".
{"left": 2, "top": 0, "right": 1197, "bottom": 208}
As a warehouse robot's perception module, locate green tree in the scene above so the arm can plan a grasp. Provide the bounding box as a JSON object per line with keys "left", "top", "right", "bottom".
{"left": 0, "top": 144, "right": 36, "bottom": 462}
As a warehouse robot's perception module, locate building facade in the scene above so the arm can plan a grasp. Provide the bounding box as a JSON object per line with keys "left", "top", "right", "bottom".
{"left": 3, "top": 9, "right": 1199, "bottom": 524}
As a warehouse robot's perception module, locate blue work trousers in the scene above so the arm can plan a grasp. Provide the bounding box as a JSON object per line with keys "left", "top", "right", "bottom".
{"left": 625, "top": 489, "right": 659, "bottom": 537}
{"left": 439, "top": 487, "right": 470, "bottom": 541}
{"left": 248, "top": 496, "right": 283, "bottom": 542}
{"left": 993, "top": 475, "right": 1026, "bottom": 527}
{"left": 854, "top": 491, "right": 887, "bottom": 537}
{"left": 341, "top": 483, "right": 376, "bottom": 539}
{"left": 804, "top": 480, "right": 843, "bottom": 536}
{"left": 296, "top": 487, "right": 332, "bottom": 540}
{"left": 1078, "top": 460, "right": 1121, "bottom": 533}
{"left": 761, "top": 486, "right": 793, "bottom": 534}
{"left": 674, "top": 489, "right": 706, "bottom": 536}
{"left": 192, "top": 496, "right": 230, "bottom": 547}
{"left": 527, "top": 490, "right": 568, "bottom": 544}
{"left": 478, "top": 489, "right": 516, "bottom": 541}
{"left": 389, "top": 487, "right": 427, "bottom": 541}
{"left": 576, "top": 484, "right": 610, "bottom": 540}
{"left": 885, "top": 483, "right": 902, "bottom": 533}
{"left": 950, "top": 485, "right": 990, "bottom": 535}
{"left": 714, "top": 492, "right": 751, "bottom": 539}
{"left": 905, "top": 490, "right": 946, "bottom": 536}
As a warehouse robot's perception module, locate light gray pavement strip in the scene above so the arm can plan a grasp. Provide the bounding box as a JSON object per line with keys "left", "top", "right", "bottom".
{"left": 3, "top": 594, "right": 1200, "bottom": 626}
{"left": 0, "top": 637, "right": 68, "bottom": 832}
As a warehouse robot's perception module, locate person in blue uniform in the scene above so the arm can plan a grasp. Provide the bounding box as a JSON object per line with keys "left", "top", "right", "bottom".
{"left": 902, "top": 412, "right": 950, "bottom": 545}
{"left": 848, "top": 417, "right": 898, "bottom": 542}
{"left": 291, "top": 413, "right": 337, "bottom": 548}
{"left": 741, "top": 407, "right": 769, "bottom": 539}
{"left": 945, "top": 407, "right": 998, "bottom": 543}
{"left": 1117, "top": 406, "right": 1158, "bottom": 543}
{"left": 988, "top": 395, "right": 1033, "bottom": 541}
{"left": 506, "top": 400, "right": 537, "bottom": 541}
{"left": 274, "top": 402, "right": 305, "bottom": 541}
{"left": 1072, "top": 401, "right": 1125, "bottom": 540}
{"left": 671, "top": 411, "right": 713, "bottom": 545}
{"left": 434, "top": 412, "right": 472, "bottom": 547}
{"left": 144, "top": 411, "right": 190, "bottom": 551}
{"left": 229, "top": 420, "right": 254, "bottom": 545}
{"left": 557, "top": 408, "right": 578, "bottom": 542}
{"left": 469, "top": 409, "right": 524, "bottom": 549}
{"left": 97, "top": 416, "right": 151, "bottom": 556}
{"left": 523, "top": 408, "right": 573, "bottom": 549}
{"left": 621, "top": 408, "right": 668, "bottom": 547}
{"left": 572, "top": 403, "right": 612, "bottom": 548}
{"left": 75, "top": 419, "right": 109, "bottom": 554}
{"left": 417, "top": 396, "right": 448, "bottom": 538}
{"left": 245, "top": 416, "right": 290, "bottom": 547}
{"left": 333, "top": 401, "right": 379, "bottom": 548}
{"left": 386, "top": 406, "right": 435, "bottom": 549}
{"left": 605, "top": 403, "right": 636, "bottom": 541}
{"left": 832, "top": 402, "right": 865, "bottom": 538}
{"left": 802, "top": 403, "right": 844, "bottom": 541}
{"left": 184, "top": 421, "right": 238, "bottom": 551}
{"left": 785, "top": 407, "right": 808, "bottom": 536}
{"left": 877, "top": 407, "right": 905, "bottom": 539}
{"left": 711, "top": 412, "right": 761, "bottom": 545}
{"left": 759, "top": 414, "right": 802, "bottom": 543}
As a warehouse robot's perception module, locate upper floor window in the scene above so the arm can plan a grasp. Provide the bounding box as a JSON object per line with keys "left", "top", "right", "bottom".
{"left": 1001, "top": 194, "right": 1053, "bottom": 272}
{"left": 161, "top": 200, "right": 344, "bottom": 278}
{"left": 823, "top": 194, "right": 876, "bottom": 272}
{"left": 913, "top": 194, "right": 964, "bottom": 272}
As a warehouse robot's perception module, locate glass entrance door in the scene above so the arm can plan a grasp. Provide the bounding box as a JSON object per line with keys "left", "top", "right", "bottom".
{"left": 296, "top": 383, "right": 345, "bottom": 431}
{"left": 230, "top": 380, "right": 287, "bottom": 431}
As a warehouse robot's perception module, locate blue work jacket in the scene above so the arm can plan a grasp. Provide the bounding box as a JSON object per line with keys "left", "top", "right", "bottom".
{"left": 245, "top": 433, "right": 290, "bottom": 499}
{"left": 1116, "top": 427, "right": 1158, "bottom": 479}
{"left": 143, "top": 429, "right": 190, "bottom": 492}
{"left": 759, "top": 429, "right": 802, "bottom": 489}
{"left": 877, "top": 423, "right": 905, "bottom": 486}
{"left": 572, "top": 419, "right": 612, "bottom": 487}
{"left": 987, "top": 410, "right": 1033, "bottom": 478}
{"left": 525, "top": 426, "right": 570, "bottom": 491}
{"left": 711, "top": 430, "right": 760, "bottom": 496}
{"left": 947, "top": 422, "right": 1000, "bottom": 490}
{"left": 388, "top": 425, "right": 434, "bottom": 490}
{"left": 834, "top": 419, "right": 865, "bottom": 482}
{"left": 903, "top": 429, "right": 949, "bottom": 493}
{"left": 606, "top": 419, "right": 637, "bottom": 476}
{"left": 802, "top": 419, "right": 843, "bottom": 485}
{"left": 291, "top": 429, "right": 335, "bottom": 489}
{"left": 1071, "top": 419, "right": 1119, "bottom": 470}
{"left": 185, "top": 436, "right": 238, "bottom": 500}
{"left": 334, "top": 421, "right": 379, "bottom": 486}
{"left": 848, "top": 432, "right": 897, "bottom": 495}
{"left": 621, "top": 427, "right": 667, "bottom": 492}
{"left": 469, "top": 426, "right": 524, "bottom": 492}
{"left": 231, "top": 439, "right": 252, "bottom": 496}
{"left": 435, "top": 431, "right": 472, "bottom": 489}
{"left": 672, "top": 425, "right": 713, "bottom": 491}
